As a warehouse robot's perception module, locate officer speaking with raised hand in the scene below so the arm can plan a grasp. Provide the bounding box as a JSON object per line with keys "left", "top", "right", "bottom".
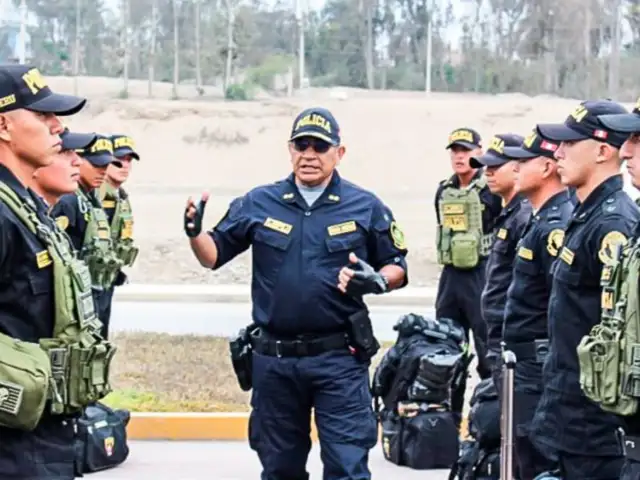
{"left": 528, "top": 99, "right": 640, "bottom": 479}
{"left": 500, "top": 131, "right": 571, "bottom": 479}
{"left": 575, "top": 97, "right": 640, "bottom": 479}
{"left": 0, "top": 64, "right": 114, "bottom": 479}
{"left": 435, "top": 128, "right": 502, "bottom": 427}
{"left": 468, "top": 133, "right": 532, "bottom": 395}
{"left": 185, "top": 107, "right": 408, "bottom": 479}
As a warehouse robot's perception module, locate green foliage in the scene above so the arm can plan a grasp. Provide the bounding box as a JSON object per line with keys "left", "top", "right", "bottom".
{"left": 246, "top": 54, "right": 294, "bottom": 90}
{"left": 224, "top": 83, "right": 254, "bottom": 101}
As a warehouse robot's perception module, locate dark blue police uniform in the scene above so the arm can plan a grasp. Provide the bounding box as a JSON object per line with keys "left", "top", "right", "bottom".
{"left": 0, "top": 64, "right": 88, "bottom": 479}
{"left": 209, "top": 111, "right": 408, "bottom": 479}
{"left": 435, "top": 131, "right": 502, "bottom": 420}
{"left": 529, "top": 100, "right": 640, "bottom": 480}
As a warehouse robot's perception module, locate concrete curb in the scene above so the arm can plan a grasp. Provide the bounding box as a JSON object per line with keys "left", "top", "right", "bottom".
{"left": 127, "top": 412, "right": 468, "bottom": 441}
{"left": 114, "top": 284, "right": 437, "bottom": 307}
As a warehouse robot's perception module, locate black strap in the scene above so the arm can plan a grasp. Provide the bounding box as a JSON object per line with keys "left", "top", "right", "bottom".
{"left": 504, "top": 339, "right": 549, "bottom": 363}
{"left": 251, "top": 331, "right": 349, "bottom": 357}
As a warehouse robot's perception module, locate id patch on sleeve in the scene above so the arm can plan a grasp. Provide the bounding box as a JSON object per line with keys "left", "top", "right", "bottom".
{"left": 598, "top": 231, "right": 627, "bottom": 265}
{"left": 546, "top": 229, "right": 564, "bottom": 257}
{"left": 390, "top": 221, "right": 406, "bottom": 250}
{"left": 55, "top": 216, "right": 69, "bottom": 231}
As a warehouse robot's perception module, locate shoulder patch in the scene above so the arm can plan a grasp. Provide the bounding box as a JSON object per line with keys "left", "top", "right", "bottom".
{"left": 390, "top": 221, "right": 406, "bottom": 250}
{"left": 598, "top": 230, "right": 627, "bottom": 265}
{"left": 546, "top": 229, "right": 564, "bottom": 257}
{"left": 55, "top": 215, "right": 69, "bottom": 230}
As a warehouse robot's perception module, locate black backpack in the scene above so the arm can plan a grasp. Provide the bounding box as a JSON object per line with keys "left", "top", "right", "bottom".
{"left": 75, "top": 402, "right": 131, "bottom": 473}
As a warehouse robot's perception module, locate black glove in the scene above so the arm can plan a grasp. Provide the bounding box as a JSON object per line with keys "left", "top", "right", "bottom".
{"left": 345, "top": 257, "right": 389, "bottom": 296}
{"left": 184, "top": 197, "right": 207, "bottom": 238}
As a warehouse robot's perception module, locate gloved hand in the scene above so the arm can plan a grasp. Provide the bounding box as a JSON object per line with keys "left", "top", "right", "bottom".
{"left": 338, "top": 252, "right": 388, "bottom": 296}
{"left": 184, "top": 193, "right": 209, "bottom": 238}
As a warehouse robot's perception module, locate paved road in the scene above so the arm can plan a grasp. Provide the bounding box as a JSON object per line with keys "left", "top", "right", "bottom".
{"left": 93, "top": 440, "right": 452, "bottom": 479}
{"left": 110, "top": 301, "right": 435, "bottom": 342}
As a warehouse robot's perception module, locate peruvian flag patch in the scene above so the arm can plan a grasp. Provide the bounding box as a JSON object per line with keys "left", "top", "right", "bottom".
{"left": 594, "top": 129, "right": 608, "bottom": 139}
{"left": 540, "top": 141, "right": 558, "bottom": 151}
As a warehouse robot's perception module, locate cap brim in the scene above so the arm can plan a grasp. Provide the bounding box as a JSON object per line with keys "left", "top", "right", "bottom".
{"left": 503, "top": 146, "right": 538, "bottom": 160}
{"left": 536, "top": 123, "right": 588, "bottom": 142}
{"left": 83, "top": 153, "right": 113, "bottom": 167}
{"left": 61, "top": 132, "right": 96, "bottom": 151}
{"left": 470, "top": 152, "right": 506, "bottom": 168}
{"left": 445, "top": 141, "right": 477, "bottom": 150}
{"left": 598, "top": 113, "right": 640, "bottom": 134}
{"left": 27, "top": 93, "right": 86, "bottom": 116}
{"left": 289, "top": 131, "right": 337, "bottom": 145}
{"left": 114, "top": 147, "right": 140, "bottom": 160}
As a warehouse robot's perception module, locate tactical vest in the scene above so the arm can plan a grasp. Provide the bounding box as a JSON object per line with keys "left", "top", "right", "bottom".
{"left": 76, "top": 189, "right": 124, "bottom": 290}
{"left": 0, "top": 182, "right": 115, "bottom": 430}
{"left": 436, "top": 177, "right": 492, "bottom": 269}
{"left": 578, "top": 235, "right": 640, "bottom": 416}
{"left": 100, "top": 183, "right": 139, "bottom": 267}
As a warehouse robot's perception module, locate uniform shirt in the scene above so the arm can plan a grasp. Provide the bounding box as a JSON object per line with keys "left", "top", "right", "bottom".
{"left": 434, "top": 169, "right": 503, "bottom": 236}
{"left": 210, "top": 171, "right": 409, "bottom": 335}
{"left": 0, "top": 164, "right": 56, "bottom": 342}
{"left": 482, "top": 194, "right": 532, "bottom": 350}
{"left": 51, "top": 187, "right": 99, "bottom": 251}
{"left": 502, "top": 190, "right": 573, "bottom": 347}
{"left": 532, "top": 174, "right": 640, "bottom": 456}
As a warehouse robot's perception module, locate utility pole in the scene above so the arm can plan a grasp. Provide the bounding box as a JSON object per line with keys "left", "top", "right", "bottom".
{"left": 425, "top": 0, "right": 435, "bottom": 94}
{"left": 18, "top": 0, "right": 27, "bottom": 63}
{"left": 73, "top": 0, "right": 81, "bottom": 95}
{"left": 608, "top": 0, "right": 621, "bottom": 99}
{"left": 295, "top": 0, "right": 305, "bottom": 89}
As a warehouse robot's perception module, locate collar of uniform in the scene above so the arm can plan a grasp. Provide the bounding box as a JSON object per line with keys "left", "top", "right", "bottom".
{"left": 28, "top": 188, "right": 49, "bottom": 212}
{"left": 504, "top": 193, "right": 525, "bottom": 214}
{"left": 448, "top": 168, "right": 483, "bottom": 188}
{"left": 0, "top": 163, "right": 31, "bottom": 199}
{"left": 572, "top": 174, "right": 623, "bottom": 222}
{"left": 281, "top": 170, "right": 343, "bottom": 206}
{"left": 537, "top": 190, "right": 571, "bottom": 217}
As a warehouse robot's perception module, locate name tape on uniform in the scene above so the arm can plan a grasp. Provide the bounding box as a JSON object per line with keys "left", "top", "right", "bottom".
{"left": 327, "top": 221, "right": 356, "bottom": 236}
{"left": 264, "top": 217, "right": 292, "bottom": 235}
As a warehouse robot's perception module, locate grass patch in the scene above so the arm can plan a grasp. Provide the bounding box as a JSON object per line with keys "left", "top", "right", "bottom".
{"left": 103, "top": 332, "right": 394, "bottom": 412}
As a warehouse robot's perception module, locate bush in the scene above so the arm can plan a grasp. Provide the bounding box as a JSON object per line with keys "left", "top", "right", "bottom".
{"left": 224, "top": 83, "right": 253, "bottom": 101}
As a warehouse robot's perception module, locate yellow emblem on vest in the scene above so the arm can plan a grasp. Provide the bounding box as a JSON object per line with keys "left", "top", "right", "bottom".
{"left": 518, "top": 247, "right": 533, "bottom": 260}
{"left": 547, "top": 229, "right": 564, "bottom": 257}
{"left": 390, "top": 221, "right": 406, "bottom": 250}
{"left": 55, "top": 215, "right": 69, "bottom": 231}
{"left": 121, "top": 219, "right": 133, "bottom": 239}
{"left": 497, "top": 228, "right": 508, "bottom": 240}
{"left": 36, "top": 250, "right": 52, "bottom": 269}
{"left": 264, "top": 217, "right": 292, "bottom": 235}
{"left": 598, "top": 231, "right": 627, "bottom": 265}
{"left": 327, "top": 221, "right": 356, "bottom": 236}
{"left": 102, "top": 200, "right": 116, "bottom": 209}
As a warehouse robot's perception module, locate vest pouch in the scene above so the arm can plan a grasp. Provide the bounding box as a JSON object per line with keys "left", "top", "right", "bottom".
{"left": 437, "top": 226, "right": 453, "bottom": 265}
{"left": 450, "top": 232, "right": 480, "bottom": 270}
{"left": 0, "top": 332, "right": 51, "bottom": 431}
{"left": 115, "top": 242, "right": 139, "bottom": 267}
{"left": 67, "top": 341, "right": 116, "bottom": 410}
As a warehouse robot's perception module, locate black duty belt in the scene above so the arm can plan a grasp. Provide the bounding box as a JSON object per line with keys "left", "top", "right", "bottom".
{"left": 504, "top": 339, "right": 549, "bottom": 363}
{"left": 250, "top": 330, "right": 350, "bottom": 358}
{"left": 625, "top": 435, "right": 640, "bottom": 462}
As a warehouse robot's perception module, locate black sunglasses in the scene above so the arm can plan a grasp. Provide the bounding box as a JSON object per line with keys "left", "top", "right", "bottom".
{"left": 292, "top": 137, "right": 333, "bottom": 154}
{"left": 111, "top": 160, "right": 123, "bottom": 168}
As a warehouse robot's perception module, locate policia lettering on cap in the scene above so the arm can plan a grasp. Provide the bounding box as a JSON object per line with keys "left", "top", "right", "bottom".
{"left": 528, "top": 99, "right": 640, "bottom": 479}
{"left": 435, "top": 127, "right": 502, "bottom": 428}
{"left": 51, "top": 134, "right": 123, "bottom": 339}
{"left": 185, "top": 107, "right": 408, "bottom": 479}
{"left": 576, "top": 97, "right": 640, "bottom": 480}
{"left": 0, "top": 64, "right": 115, "bottom": 479}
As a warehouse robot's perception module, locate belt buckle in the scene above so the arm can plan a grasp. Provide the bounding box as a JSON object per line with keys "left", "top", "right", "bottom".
{"left": 275, "top": 340, "right": 283, "bottom": 358}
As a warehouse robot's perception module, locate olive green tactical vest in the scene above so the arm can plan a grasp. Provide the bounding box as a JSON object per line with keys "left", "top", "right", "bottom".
{"left": 99, "top": 183, "right": 139, "bottom": 267}
{"left": 0, "top": 182, "right": 115, "bottom": 425}
{"left": 436, "top": 177, "right": 492, "bottom": 269}
{"left": 76, "top": 188, "right": 124, "bottom": 290}
{"left": 578, "top": 234, "right": 639, "bottom": 416}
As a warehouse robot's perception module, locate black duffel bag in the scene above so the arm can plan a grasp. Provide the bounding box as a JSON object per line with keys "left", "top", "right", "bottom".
{"left": 468, "top": 378, "right": 501, "bottom": 450}
{"left": 75, "top": 402, "right": 131, "bottom": 473}
{"left": 448, "top": 439, "right": 500, "bottom": 480}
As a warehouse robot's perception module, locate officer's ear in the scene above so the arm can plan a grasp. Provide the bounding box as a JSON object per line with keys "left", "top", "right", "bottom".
{"left": 336, "top": 144, "right": 346, "bottom": 160}
{"left": 0, "top": 113, "right": 10, "bottom": 143}
{"left": 595, "top": 142, "right": 614, "bottom": 165}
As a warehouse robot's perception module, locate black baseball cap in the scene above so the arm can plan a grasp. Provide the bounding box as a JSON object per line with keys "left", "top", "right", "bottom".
{"left": 0, "top": 64, "right": 86, "bottom": 116}
{"left": 470, "top": 133, "right": 524, "bottom": 168}
{"left": 536, "top": 100, "right": 630, "bottom": 148}
{"left": 111, "top": 134, "right": 140, "bottom": 160}
{"left": 78, "top": 134, "right": 114, "bottom": 167}
{"left": 289, "top": 107, "right": 340, "bottom": 145}
{"left": 61, "top": 128, "right": 96, "bottom": 151}
{"left": 598, "top": 96, "right": 640, "bottom": 133}
{"left": 446, "top": 127, "right": 482, "bottom": 150}
{"left": 503, "top": 130, "right": 560, "bottom": 160}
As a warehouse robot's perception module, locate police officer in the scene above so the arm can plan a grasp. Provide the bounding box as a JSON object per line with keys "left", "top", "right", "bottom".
{"left": 528, "top": 100, "right": 639, "bottom": 479}
{"left": 31, "top": 129, "right": 96, "bottom": 209}
{"left": 469, "top": 133, "right": 532, "bottom": 395}
{"left": 500, "top": 131, "right": 572, "bottom": 479}
{"left": 185, "top": 107, "right": 408, "bottom": 479}
{"left": 96, "top": 134, "right": 141, "bottom": 334}
{"left": 435, "top": 127, "right": 502, "bottom": 426}
{"left": 0, "top": 64, "right": 113, "bottom": 479}
{"left": 51, "top": 134, "right": 123, "bottom": 338}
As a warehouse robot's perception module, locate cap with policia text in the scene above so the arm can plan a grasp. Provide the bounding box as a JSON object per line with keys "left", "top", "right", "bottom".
{"left": 77, "top": 134, "right": 115, "bottom": 167}
{"left": 536, "top": 100, "right": 630, "bottom": 148}
{"left": 598, "top": 96, "right": 640, "bottom": 133}
{"left": 446, "top": 127, "right": 482, "bottom": 150}
{"left": 289, "top": 107, "right": 340, "bottom": 145}
{"left": 503, "top": 130, "right": 560, "bottom": 160}
{"left": 111, "top": 134, "right": 140, "bottom": 160}
{"left": 61, "top": 128, "right": 96, "bottom": 151}
{"left": 469, "top": 133, "right": 524, "bottom": 168}
{"left": 0, "top": 64, "right": 86, "bottom": 116}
